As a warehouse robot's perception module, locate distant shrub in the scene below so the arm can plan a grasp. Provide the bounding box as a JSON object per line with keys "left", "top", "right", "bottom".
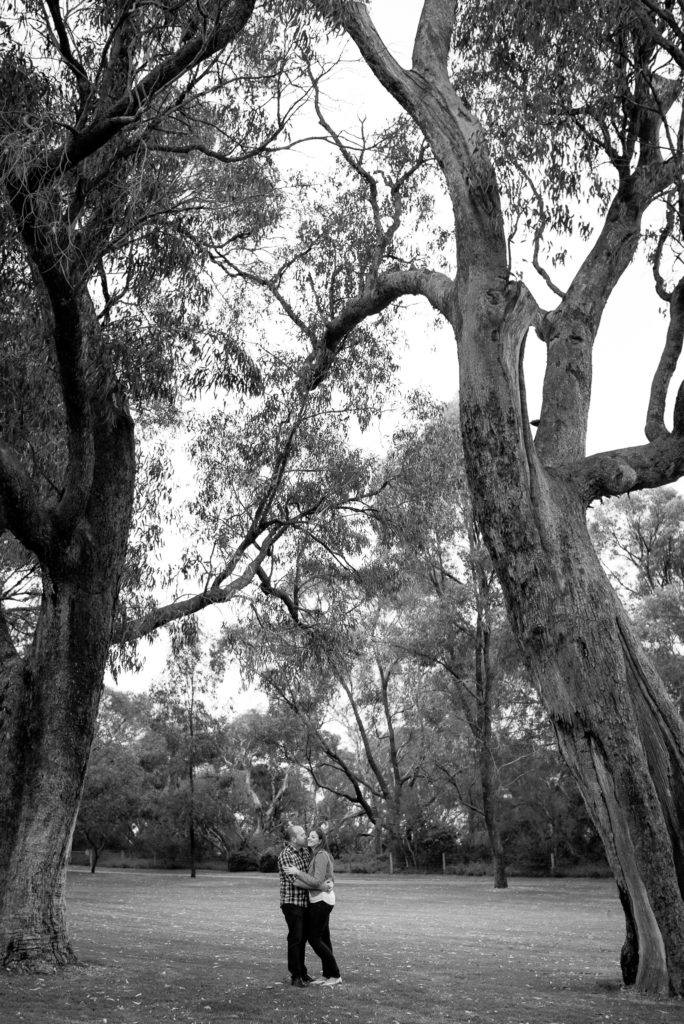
{"left": 259, "top": 850, "right": 278, "bottom": 873}
{"left": 553, "top": 862, "right": 612, "bottom": 879}
{"left": 228, "top": 850, "right": 260, "bottom": 872}
{"left": 350, "top": 858, "right": 385, "bottom": 874}
{"left": 446, "top": 860, "right": 490, "bottom": 876}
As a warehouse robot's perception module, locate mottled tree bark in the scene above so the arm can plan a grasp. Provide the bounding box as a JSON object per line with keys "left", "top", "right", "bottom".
{"left": 0, "top": 408, "right": 134, "bottom": 966}
{"left": 334, "top": 0, "right": 684, "bottom": 995}
{"left": 0, "top": 0, "right": 258, "bottom": 968}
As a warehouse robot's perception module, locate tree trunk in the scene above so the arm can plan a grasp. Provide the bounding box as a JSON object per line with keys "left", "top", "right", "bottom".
{"left": 189, "top": 765, "right": 196, "bottom": 879}
{"left": 458, "top": 285, "right": 684, "bottom": 996}
{"left": 472, "top": 549, "right": 508, "bottom": 890}
{"left": 0, "top": 408, "right": 135, "bottom": 969}
{"left": 331, "top": 0, "right": 684, "bottom": 995}
{"left": 480, "top": 747, "right": 507, "bottom": 890}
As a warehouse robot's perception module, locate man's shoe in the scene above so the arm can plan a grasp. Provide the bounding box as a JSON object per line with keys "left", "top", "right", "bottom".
{"left": 302, "top": 975, "right": 314, "bottom": 984}
{"left": 321, "top": 977, "right": 342, "bottom": 987}
{"left": 291, "top": 977, "right": 306, "bottom": 988}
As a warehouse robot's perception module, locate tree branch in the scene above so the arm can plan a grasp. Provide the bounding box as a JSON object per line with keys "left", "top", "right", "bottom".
{"left": 558, "top": 433, "right": 684, "bottom": 504}
{"left": 0, "top": 597, "right": 22, "bottom": 671}
{"left": 329, "top": 0, "right": 416, "bottom": 109}
{"left": 646, "top": 277, "right": 684, "bottom": 441}
{"left": 43, "top": 0, "right": 93, "bottom": 111}
{"left": 337, "top": 673, "right": 391, "bottom": 800}
{"left": 412, "top": 0, "right": 455, "bottom": 79}
{"left": 117, "top": 528, "right": 282, "bottom": 643}
{"left": 305, "top": 266, "right": 455, "bottom": 386}
{"left": 12, "top": 0, "right": 257, "bottom": 193}
{"left": 535, "top": 69, "right": 680, "bottom": 463}
{"left": 0, "top": 444, "right": 55, "bottom": 562}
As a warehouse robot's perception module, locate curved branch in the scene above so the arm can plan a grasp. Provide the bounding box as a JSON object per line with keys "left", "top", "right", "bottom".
{"left": 646, "top": 277, "right": 684, "bottom": 441}
{"left": 535, "top": 159, "right": 677, "bottom": 464}
{"left": 0, "top": 444, "right": 55, "bottom": 563}
{"left": 305, "top": 266, "right": 456, "bottom": 387}
{"left": 4, "top": 204, "right": 97, "bottom": 544}
{"left": 308, "top": 743, "right": 378, "bottom": 821}
{"left": 535, "top": 67, "right": 681, "bottom": 462}
{"left": 652, "top": 202, "right": 676, "bottom": 303}
{"left": 558, "top": 433, "right": 684, "bottom": 504}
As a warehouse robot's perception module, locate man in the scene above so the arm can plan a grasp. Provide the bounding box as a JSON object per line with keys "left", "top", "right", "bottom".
{"left": 278, "top": 823, "right": 329, "bottom": 987}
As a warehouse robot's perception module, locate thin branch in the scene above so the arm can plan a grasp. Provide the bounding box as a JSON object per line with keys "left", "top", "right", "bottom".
{"left": 646, "top": 276, "right": 684, "bottom": 441}
{"left": 117, "top": 526, "right": 283, "bottom": 642}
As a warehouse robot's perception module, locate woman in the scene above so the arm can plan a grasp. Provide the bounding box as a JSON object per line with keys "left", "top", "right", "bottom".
{"left": 283, "top": 827, "right": 342, "bottom": 986}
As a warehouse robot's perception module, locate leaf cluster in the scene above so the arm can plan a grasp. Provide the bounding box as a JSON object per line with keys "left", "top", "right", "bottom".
{"left": 453, "top": 0, "right": 675, "bottom": 246}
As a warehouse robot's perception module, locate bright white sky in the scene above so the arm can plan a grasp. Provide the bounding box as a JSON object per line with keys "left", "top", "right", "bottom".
{"left": 114, "top": 0, "right": 680, "bottom": 711}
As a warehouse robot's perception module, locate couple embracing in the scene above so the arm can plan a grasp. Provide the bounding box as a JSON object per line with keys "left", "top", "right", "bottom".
{"left": 278, "top": 823, "right": 343, "bottom": 988}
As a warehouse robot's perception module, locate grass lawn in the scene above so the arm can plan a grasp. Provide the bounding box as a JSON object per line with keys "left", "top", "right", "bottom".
{"left": 2, "top": 870, "right": 683, "bottom": 1023}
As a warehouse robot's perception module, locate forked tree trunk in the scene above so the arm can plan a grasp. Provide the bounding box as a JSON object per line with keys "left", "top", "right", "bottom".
{"left": 312, "top": 0, "right": 684, "bottom": 993}
{"left": 0, "top": 408, "right": 134, "bottom": 967}
{"left": 458, "top": 284, "right": 684, "bottom": 996}
{"left": 336, "top": 8, "right": 684, "bottom": 987}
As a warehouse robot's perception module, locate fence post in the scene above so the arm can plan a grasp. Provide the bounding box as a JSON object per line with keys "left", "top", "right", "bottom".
{"left": 389, "top": 852, "right": 393, "bottom": 875}
{"left": 442, "top": 852, "right": 446, "bottom": 875}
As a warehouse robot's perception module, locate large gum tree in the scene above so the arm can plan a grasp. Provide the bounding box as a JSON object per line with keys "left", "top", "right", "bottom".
{"left": 302, "top": 0, "right": 684, "bottom": 997}
{"left": 0, "top": 0, "right": 291, "bottom": 968}
{"left": 0, "top": 0, "right": 417, "bottom": 969}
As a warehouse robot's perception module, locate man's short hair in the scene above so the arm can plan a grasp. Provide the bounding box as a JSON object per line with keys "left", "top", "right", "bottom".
{"left": 284, "top": 822, "right": 299, "bottom": 842}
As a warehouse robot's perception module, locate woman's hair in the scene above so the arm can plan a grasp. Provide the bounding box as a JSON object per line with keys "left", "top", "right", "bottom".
{"left": 311, "top": 826, "right": 330, "bottom": 852}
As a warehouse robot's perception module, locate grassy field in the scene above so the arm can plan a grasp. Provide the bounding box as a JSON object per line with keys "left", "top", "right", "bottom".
{"left": 2, "top": 870, "right": 683, "bottom": 1024}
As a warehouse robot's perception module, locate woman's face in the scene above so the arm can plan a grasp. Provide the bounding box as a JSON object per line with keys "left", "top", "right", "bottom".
{"left": 308, "top": 830, "right": 321, "bottom": 849}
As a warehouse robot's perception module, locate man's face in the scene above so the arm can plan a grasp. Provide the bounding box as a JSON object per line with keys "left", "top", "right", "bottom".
{"left": 290, "top": 826, "right": 307, "bottom": 847}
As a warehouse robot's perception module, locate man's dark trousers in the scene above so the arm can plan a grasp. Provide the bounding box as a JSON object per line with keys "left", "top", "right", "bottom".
{"left": 281, "top": 904, "right": 307, "bottom": 980}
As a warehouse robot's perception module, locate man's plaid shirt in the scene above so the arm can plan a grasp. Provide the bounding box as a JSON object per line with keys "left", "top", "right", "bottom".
{"left": 278, "top": 843, "right": 312, "bottom": 906}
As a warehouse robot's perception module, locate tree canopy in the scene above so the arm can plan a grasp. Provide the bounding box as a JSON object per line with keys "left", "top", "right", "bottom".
{"left": 4, "top": 0, "right": 684, "bottom": 999}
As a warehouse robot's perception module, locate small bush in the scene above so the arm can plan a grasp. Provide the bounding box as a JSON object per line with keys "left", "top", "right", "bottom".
{"left": 259, "top": 850, "right": 279, "bottom": 873}
{"left": 446, "top": 860, "right": 491, "bottom": 876}
{"left": 228, "top": 850, "right": 260, "bottom": 872}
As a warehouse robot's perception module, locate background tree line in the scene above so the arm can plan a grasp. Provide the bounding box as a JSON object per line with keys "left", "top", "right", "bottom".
{"left": 74, "top": 678, "right": 602, "bottom": 879}
{"left": 76, "top": 413, "right": 684, "bottom": 883}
